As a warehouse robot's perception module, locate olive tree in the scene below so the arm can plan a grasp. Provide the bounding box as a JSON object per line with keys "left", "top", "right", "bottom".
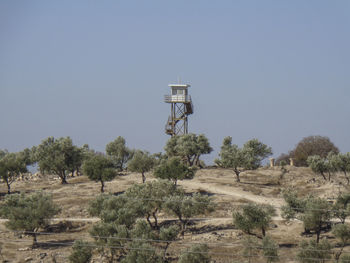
{"left": 333, "top": 192, "right": 350, "bottom": 224}
{"left": 128, "top": 150, "right": 156, "bottom": 183}
{"left": 159, "top": 225, "right": 179, "bottom": 260}
{"left": 0, "top": 152, "right": 27, "bottom": 194}
{"left": 281, "top": 189, "right": 332, "bottom": 243}
{"left": 242, "top": 236, "right": 279, "bottom": 263}
{"left": 87, "top": 182, "right": 213, "bottom": 261}
{"left": 0, "top": 149, "right": 8, "bottom": 159}
{"left": 333, "top": 224, "right": 350, "bottom": 261}
{"left": 154, "top": 157, "right": 195, "bottom": 185}
{"left": 121, "top": 241, "right": 163, "bottom": 263}
{"left": 302, "top": 197, "right": 332, "bottom": 243}
{"left": 34, "top": 136, "right": 82, "bottom": 184}
{"left": 233, "top": 203, "right": 276, "bottom": 236}
{"left": 242, "top": 236, "right": 260, "bottom": 263}
{"left": 307, "top": 155, "right": 329, "bottom": 181}
{"left": 165, "top": 133, "right": 213, "bottom": 167}
{"left": 83, "top": 153, "right": 117, "bottom": 192}
{"left": 178, "top": 244, "right": 211, "bottom": 263}
{"left": 328, "top": 152, "right": 350, "bottom": 185}
{"left": 340, "top": 255, "right": 350, "bottom": 263}
{"left": 106, "top": 136, "right": 133, "bottom": 171}
{"left": 0, "top": 192, "right": 60, "bottom": 247}
{"left": 216, "top": 137, "right": 272, "bottom": 182}
{"left": 164, "top": 192, "right": 214, "bottom": 234}
{"left": 88, "top": 191, "right": 176, "bottom": 261}
{"left": 69, "top": 240, "right": 93, "bottom": 263}
{"left": 124, "top": 180, "right": 177, "bottom": 229}
{"left": 297, "top": 239, "right": 331, "bottom": 263}
{"left": 88, "top": 194, "right": 133, "bottom": 261}
{"left": 281, "top": 188, "right": 307, "bottom": 220}
{"left": 262, "top": 236, "right": 279, "bottom": 263}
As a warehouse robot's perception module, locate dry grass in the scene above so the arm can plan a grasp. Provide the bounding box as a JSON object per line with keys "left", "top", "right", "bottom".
{"left": 0, "top": 166, "right": 349, "bottom": 262}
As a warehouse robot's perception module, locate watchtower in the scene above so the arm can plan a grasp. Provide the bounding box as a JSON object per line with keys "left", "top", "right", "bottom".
{"left": 164, "top": 83, "right": 194, "bottom": 136}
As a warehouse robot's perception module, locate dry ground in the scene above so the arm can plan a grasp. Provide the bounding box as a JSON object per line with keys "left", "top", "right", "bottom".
{"left": 0, "top": 166, "right": 349, "bottom": 262}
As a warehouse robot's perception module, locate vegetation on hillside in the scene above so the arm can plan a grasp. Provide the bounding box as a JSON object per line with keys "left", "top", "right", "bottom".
{"left": 1, "top": 134, "right": 350, "bottom": 262}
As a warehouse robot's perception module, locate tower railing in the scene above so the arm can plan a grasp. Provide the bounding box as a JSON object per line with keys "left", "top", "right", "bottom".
{"left": 164, "top": 95, "right": 192, "bottom": 103}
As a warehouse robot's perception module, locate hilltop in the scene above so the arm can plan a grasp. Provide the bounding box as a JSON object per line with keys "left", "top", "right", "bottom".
{"left": 0, "top": 166, "right": 348, "bottom": 263}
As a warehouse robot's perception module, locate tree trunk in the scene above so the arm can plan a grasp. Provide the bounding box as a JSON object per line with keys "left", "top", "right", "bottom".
{"left": 328, "top": 172, "right": 332, "bottom": 181}
{"left": 343, "top": 171, "right": 349, "bottom": 185}
{"left": 316, "top": 230, "right": 320, "bottom": 243}
{"left": 262, "top": 227, "right": 266, "bottom": 237}
{"left": 142, "top": 172, "right": 146, "bottom": 183}
{"left": 100, "top": 181, "right": 105, "bottom": 193}
{"left": 163, "top": 242, "right": 170, "bottom": 261}
{"left": 194, "top": 155, "right": 200, "bottom": 167}
{"left": 178, "top": 215, "right": 186, "bottom": 237}
{"left": 32, "top": 233, "right": 38, "bottom": 248}
{"left": 6, "top": 179, "right": 11, "bottom": 194}
{"left": 60, "top": 172, "right": 68, "bottom": 184}
{"left": 335, "top": 245, "right": 345, "bottom": 263}
{"left": 320, "top": 172, "right": 326, "bottom": 181}
{"left": 146, "top": 214, "right": 153, "bottom": 228}
{"left": 234, "top": 170, "right": 240, "bottom": 182}
{"left": 152, "top": 211, "right": 158, "bottom": 229}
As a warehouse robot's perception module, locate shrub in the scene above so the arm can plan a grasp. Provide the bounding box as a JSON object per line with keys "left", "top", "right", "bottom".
{"left": 297, "top": 239, "right": 331, "bottom": 263}
{"left": 262, "top": 236, "right": 279, "bottom": 263}
{"left": 69, "top": 240, "right": 92, "bottom": 263}
{"left": 178, "top": 244, "right": 211, "bottom": 263}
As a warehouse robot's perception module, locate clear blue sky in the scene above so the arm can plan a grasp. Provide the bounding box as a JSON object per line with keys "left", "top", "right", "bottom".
{"left": 1, "top": 1, "right": 349, "bottom": 163}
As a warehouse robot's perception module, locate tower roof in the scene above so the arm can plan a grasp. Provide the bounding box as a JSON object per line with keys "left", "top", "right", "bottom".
{"left": 168, "top": 84, "right": 191, "bottom": 88}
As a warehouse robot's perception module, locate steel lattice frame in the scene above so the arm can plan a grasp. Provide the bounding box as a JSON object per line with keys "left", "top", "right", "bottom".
{"left": 169, "top": 103, "right": 188, "bottom": 136}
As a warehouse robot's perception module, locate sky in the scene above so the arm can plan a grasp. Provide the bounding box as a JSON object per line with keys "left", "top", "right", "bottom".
{"left": 1, "top": 1, "right": 349, "bottom": 164}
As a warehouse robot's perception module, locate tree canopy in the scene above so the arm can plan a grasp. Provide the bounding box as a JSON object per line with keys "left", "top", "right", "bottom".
{"left": 216, "top": 137, "right": 272, "bottom": 182}
{"left": 164, "top": 133, "right": 212, "bottom": 167}
{"left": 127, "top": 150, "right": 156, "bottom": 183}
{"left": 154, "top": 157, "right": 195, "bottom": 185}
{"left": 278, "top": 135, "right": 339, "bottom": 167}
{"left": 87, "top": 180, "right": 213, "bottom": 261}
{"left": 307, "top": 155, "right": 329, "bottom": 181}
{"left": 0, "top": 192, "right": 60, "bottom": 247}
{"left": 328, "top": 152, "right": 350, "bottom": 184}
{"left": 233, "top": 203, "right": 276, "bottom": 236}
{"left": 33, "top": 136, "right": 83, "bottom": 184}
{"left": 178, "top": 244, "right": 211, "bottom": 263}
{"left": 106, "top": 136, "right": 133, "bottom": 171}
{"left": 82, "top": 153, "right": 117, "bottom": 192}
{"left": 0, "top": 151, "right": 28, "bottom": 194}
{"left": 281, "top": 190, "right": 332, "bottom": 243}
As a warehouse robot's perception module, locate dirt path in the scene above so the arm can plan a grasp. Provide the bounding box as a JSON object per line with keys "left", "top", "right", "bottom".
{"left": 179, "top": 179, "right": 285, "bottom": 220}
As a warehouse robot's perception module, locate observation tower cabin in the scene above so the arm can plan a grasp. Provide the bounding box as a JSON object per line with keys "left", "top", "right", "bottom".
{"left": 164, "top": 84, "right": 194, "bottom": 136}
